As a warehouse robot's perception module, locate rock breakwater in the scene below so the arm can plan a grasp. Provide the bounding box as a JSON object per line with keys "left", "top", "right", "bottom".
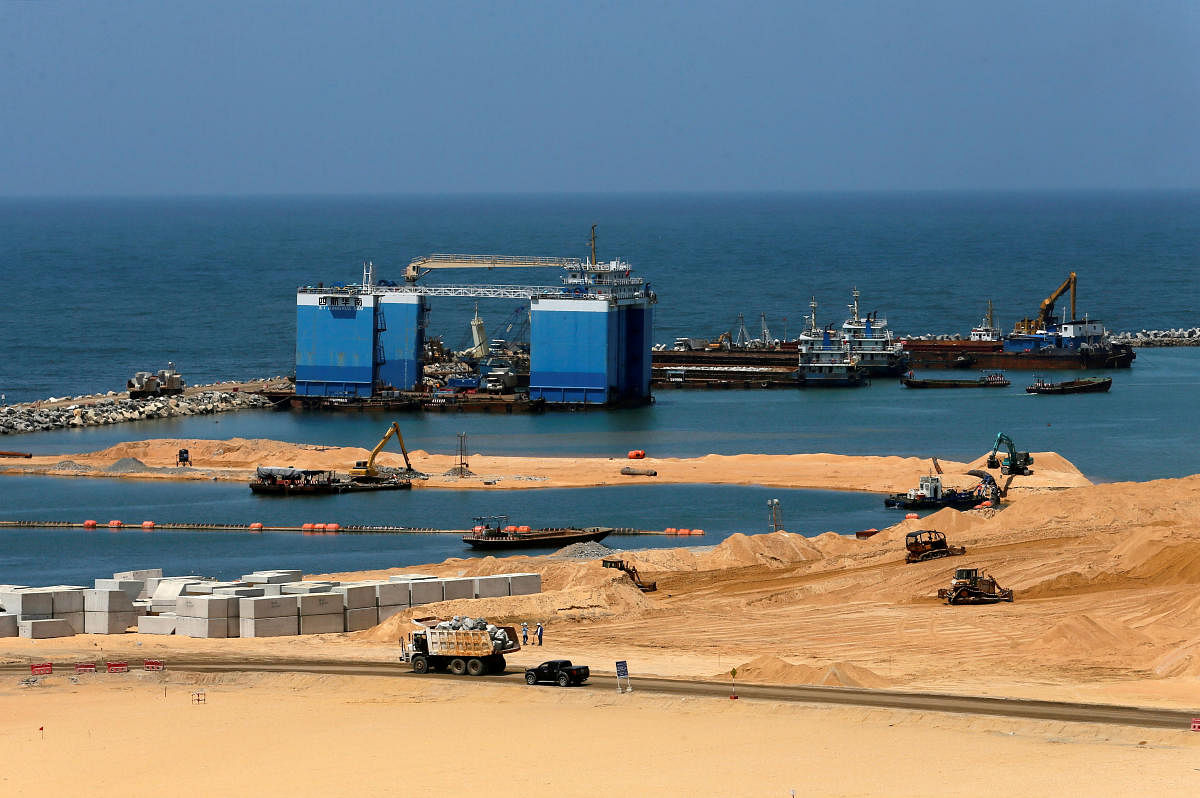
{"left": 1112, "top": 329, "right": 1200, "bottom": 347}
{"left": 0, "top": 391, "right": 272, "bottom": 435}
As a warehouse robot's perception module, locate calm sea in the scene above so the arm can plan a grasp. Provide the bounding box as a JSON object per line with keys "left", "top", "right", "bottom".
{"left": 1, "top": 193, "right": 1197, "bottom": 585}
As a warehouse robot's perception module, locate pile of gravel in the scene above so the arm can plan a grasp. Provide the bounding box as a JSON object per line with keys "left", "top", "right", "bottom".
{"left": 50, "top": 460, "right": 93, "bottom": 472}
{"left": 554, "top": 541, "right": 617, "bottom": 560}
{"left": 105, "top": 457, "right": 152, "bottom": 473}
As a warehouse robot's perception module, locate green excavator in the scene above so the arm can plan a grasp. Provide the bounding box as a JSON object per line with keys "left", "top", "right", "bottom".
{"left": 985, "top": 433, "right": 1033, "bottom": 476}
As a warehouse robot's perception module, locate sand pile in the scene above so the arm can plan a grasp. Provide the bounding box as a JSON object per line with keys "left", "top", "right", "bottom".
{"left": 1027, "top": 614, "right": 1152, "bottom": 653}
{"left": 1151, "top": 639, "right": 1200, "bottom": 678}
{"left": 725, "top": 655, "right": 891, "bottom": 688}
{"left": 353, "top": 578, "right": 652, "bottom": 643}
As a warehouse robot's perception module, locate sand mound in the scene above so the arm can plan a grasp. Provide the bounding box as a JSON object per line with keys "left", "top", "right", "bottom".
{"left": 353, "top": 579, "right": 652, "bottom": 643}
{"left": 1151, "top": 638, "right": 1200, "bottom": 678}
{"left": 1028, "top": 614, "right": 1152, "bottom": 653}
{"left": 724, "top": 655, "right": 891, "bottom": 688}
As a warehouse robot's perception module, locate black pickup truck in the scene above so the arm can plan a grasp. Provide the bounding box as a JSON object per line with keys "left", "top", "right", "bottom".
{"left": 524, "top": 660, "right": 590, "bottom": 687}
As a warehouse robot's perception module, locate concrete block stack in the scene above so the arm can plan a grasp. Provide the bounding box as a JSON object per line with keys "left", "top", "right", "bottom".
{"left": 242, "top": 570, "right": 302, "bottom": 585}
{"left": 333, "top": 584, "right": 378, "bottom": 631}
{"left": 95, "top": 578, "right": 145, "bottom": 604}
{"left": 19, "top": 618, "right": 75, "bottom": 638}
{"left": 440, "top": 578, "right": 475, "bottom": 601}
{"left": 114, "top": 569, "right": 163, "bottom": 599}
{"left": 213, "top": 585, "right": 265, "bottom": 598}
{"left": 473, "top": 575, "right": 510, "bottom": 599}
{"left": 149, "top": 578, "right": 201, "bottom": 614}
{"left": 408, "top": 579, "right": 445, "bottom": 606}
{"left": 374, "top": 581, "right": 410, "bottom": 623}
{"left": 239, "top": 595, "right": 299, "bottom": 637}
{"left": 83, "top": 589, "right": 137, "bottom": 634}
{"left": 176, "top": 595, "right": 240, "bottom": 638}
{"left": 137, "top": 614, "right": 177, "bottom": 635}
{"left": 43, "top": 586, "right": 87, "bottom": 633}
{"left": 297, "top": 593, "right": 345, "bottom": 634}
{"left": 0, "top": 588, "right": 52, "bottom": 620}
{"left": 281, "top": 582, "right": 336, "bottom": 594}
{"left": 0, "top": 612, "right": 18, "bottom": 637}
{"left": 507, "top": 573, "right": 543, "bottom": 596}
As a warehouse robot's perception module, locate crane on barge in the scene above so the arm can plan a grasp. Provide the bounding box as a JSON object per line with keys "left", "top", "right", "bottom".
{"left": 1012, "top": 272, "right": 1076, "bottom": 335}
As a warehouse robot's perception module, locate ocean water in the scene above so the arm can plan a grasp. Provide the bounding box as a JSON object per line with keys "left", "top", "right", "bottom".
{"left": 1, "top": 193, "right": 1198, "bottom": 585}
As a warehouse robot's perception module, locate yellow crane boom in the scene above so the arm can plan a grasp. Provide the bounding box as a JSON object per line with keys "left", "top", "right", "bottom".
{"left": 350, "top": 422, "right": 413, "bottom": 477}
{"left": 1012, "top": 271, "right": 1076, "bottom": 334}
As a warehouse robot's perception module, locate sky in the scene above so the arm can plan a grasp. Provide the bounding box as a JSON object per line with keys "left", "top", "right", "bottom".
{"left": 1, "top": 0, "right": 1198, "bottom": 195}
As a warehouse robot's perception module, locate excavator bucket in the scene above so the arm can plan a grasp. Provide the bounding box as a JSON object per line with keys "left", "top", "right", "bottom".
{"left": 985, "top": 455, "right": 1000, "bottom": 469}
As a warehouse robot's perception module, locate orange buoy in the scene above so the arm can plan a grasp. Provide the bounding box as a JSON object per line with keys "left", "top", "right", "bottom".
{"left": 326, "top": 522, "right": 340, "bottom": 531}
{"left": 249, "top": 522, "right": 264, "bottom": 531}
{"left": 677, "top": 528, "right": 691, "bottom": 536}
{"left": 301, "top": 523, "right": 314, "bottom": 531}
{"left": 83, "top": 519, "right": 98, "bottom": 529}
{"left": 505, "top": 525, "right": 518, "bottom": 533}
{"left": 473, "top": 525, "right": 484, "bottom": 533}
{"left": 905, "top": 513, "right": 919, "bottom": 520}
{"left": 627, "top": 450, "right": 645, "bottom": 459}
{"left": 108, "top": 520, "right": 123, "bottom": 528}
{"left": 141, "top": 521, "right": 155, "bottom": 530}
{"left": 518, "top": 525, "right": 531, "bottom": 533}
{"left": 313, "top": 523, "right": 326, "bottom": 531}
{"left": 665, "top": 527, "right": 677, "bottom": 535}
{"left": 691, "top": 528, "right": 704, "bottom": 536}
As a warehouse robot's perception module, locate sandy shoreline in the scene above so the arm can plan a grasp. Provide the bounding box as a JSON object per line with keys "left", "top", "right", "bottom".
{"left": 0, "top": 436, "right": 1093, "bottom": 494}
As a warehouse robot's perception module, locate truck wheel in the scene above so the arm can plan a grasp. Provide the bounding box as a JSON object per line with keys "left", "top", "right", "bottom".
{"left": 449, "top": 658, "right": 467, "bottom": 676}
{"left": 525, "top": 671, "right": 538, "bottom": 685}
{"left": 467, "top": 658, "right": 486, "bottom": 676}
{"left": 557, "top": 672, "right": 570, "bottom": 687}
{"left": 411, "top": 656, "right": 430, "bottom": 674}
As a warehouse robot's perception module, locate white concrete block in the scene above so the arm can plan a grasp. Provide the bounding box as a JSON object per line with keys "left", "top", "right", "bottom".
{"left": 226, "top": 617, "right": 240, "bottom": 638}
{"left": 332, "top": 584, "right": 375, "bottom": 609}
{"left": 440, "top": 578, "right": 474, "bottom": 601}
{"left": 239, "top": 616, "right": 298, "bottom": 637}
{"left": 299, "top": 613, "right": 345, "bottom": 635}
{"left": 281, "top": 582, "right": 336, "bottom": 594}
{"left": 37, "top": 586, "right": 88, "bottom": 614}
{"left": 95, "top": 579, "right": 144, "bottom": 603}
{"left": 176, "top": 595, "right": 239, "bottom": 618}
{"left": 213, "top": 586, "right": 265, "bottom": 597}
{"left": 473, "top": 575, "right": 510, "bottom": 599}
{"left": 259, "top": 584, "right": 283, "bottom": 597}
{"left": 137, "top": 615, "right": 177, "bottom": 635}
{"left": 84, "top": 611, "right": 136, "bottom": 634}
{"left": 19, "top": 618, "right": 75, "bottom": 638}
{"left": 297, "top": 593, "right": 343, "bottom": 616}
{"left": 132, "top": 600, "right": 151, "bottom": 617}
{"left": 114, "top": 568, "right": 163, "bottom": 580}
{"left": 150, "top": 579, "right": 199, "bottom": 602}
{"left": 243, "top": 570, "right": 303, "bottom": 584}
{"left": 344, "top": 606, "right": 378, "bottom": 632}
{"left": 388, "top": 573, "right": 436, "bottom": 582}
{"left": 84, "top": 589, "right": 134, "bottom": 613}
{"left": 507, "top": 573, "right": 543, "bottom": 595}
{"left": 1, "top": 590, "right": 53, "bottom": 616}
{"left": 374, "top": 582, "right": 409, "bottom": 606}
{"left": 176, "top": 616, "right": 228, "bottom": 638}
{"left": 377, "top": 604, "right": 407, "bottom": 623}
{"left": 239, "top": 595, "right": 298, "bottom": 619}
{"left": 58, "top": 612, "right": 85, "bottom": 634}
{"left": 188, "top": 581, "right": 250, "bottom": 594}
{"left": 0, "top": 613, "right": 17, "bottom": 637}
{"left": 408, "top": 580, "right": 444, "bottom": 605}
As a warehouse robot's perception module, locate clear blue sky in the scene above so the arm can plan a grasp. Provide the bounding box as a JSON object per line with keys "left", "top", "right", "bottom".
{"left": 2, "top": 1, "right": 1197, "bottom": 194}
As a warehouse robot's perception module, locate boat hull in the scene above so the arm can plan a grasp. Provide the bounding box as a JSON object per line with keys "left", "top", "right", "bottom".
{"left": 249, "top": 480, "right": 411, "bottom": 495}
{"left": 900, "top": 378, "right": 1009, "bottom": 389}
{"left": 462, "top": 528, "right": 612, "bottom": 550}
{"left": 903, "top": 341, "right": 1135, "bottom": 370}
{"left": 1025, "top": 377, "right": 1113, "bottom": 395}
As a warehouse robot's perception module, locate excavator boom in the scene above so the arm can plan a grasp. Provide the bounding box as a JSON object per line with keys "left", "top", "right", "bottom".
{"left": 350, "top": 422, "right": 413, "bottom": 477}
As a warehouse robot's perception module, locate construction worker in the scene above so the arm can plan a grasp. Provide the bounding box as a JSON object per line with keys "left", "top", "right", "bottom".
{"left": 535, "top": 622, "right": 543, "bottom": 646}
{"left": 521, "top": 622, "right": 529, "bottom": 645}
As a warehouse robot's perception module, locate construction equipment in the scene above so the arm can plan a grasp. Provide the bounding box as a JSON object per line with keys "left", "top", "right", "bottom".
{"left": 349, "top": 422, "right": 415, "bottom": 482}
{"left": 705, "top": 332, "right": 732, "bottom": 351}
{"left": 985, "top": 433, "right": 1033, "bottom": 476}
{"left": 1013, "top": 272, "right": 1076, "bottom": 335}
{"left": 405, "top": 253, "right": 583, "bottom": 284}
{"left": 401, "top": 617, "right": 520, "bottom": 675}
{"left": 904, "top": 530, "right": 966, "bottom": 564}
{"left": 965, "top": 469, "right": 1005, "bottom": 500}
{"left": 602, "top": 557, "right": 657, "bottom": 592}
{"left": 937, "top": 568, "right": 1014, "bottom": 604}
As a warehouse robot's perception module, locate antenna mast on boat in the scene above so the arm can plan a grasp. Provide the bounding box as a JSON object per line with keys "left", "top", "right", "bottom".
{"left": 589, "top": 224, "right": 598, "bottom": 266}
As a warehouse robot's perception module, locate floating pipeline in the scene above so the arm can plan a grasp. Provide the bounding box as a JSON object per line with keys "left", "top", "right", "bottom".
{"left": 0, "top": 521, "right": 680, "bottom": 536}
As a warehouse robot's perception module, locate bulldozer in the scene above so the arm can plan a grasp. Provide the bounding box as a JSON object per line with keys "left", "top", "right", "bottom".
{"left": 937, "top": 568, "right": 1014, "bottom": 605}
{"left": 601, "top": 557, "right": 657, "bottom": 592}
{"left": 985, "top": 433, "right": 1033, "bottom": 476}
{"left": 349, "top": 422, "right": 419, "bottom": 483}
{"left": 904, "top": 530, "right": 966, "bottom": 564}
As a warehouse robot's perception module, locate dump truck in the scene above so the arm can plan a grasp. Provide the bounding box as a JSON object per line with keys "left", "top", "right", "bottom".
{"left": 401, "top": 618, "right": 520, "bottom": 676}
{"left": 937, "top": 568, "right": 1014, "bottom": 604}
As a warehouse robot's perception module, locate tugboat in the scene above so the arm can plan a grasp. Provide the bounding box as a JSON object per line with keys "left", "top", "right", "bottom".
{"left": 462, "top": 516, "right": 612, "bottom": 550}
{"left": 839, "top": 291, "right": 910, "bottom": 376}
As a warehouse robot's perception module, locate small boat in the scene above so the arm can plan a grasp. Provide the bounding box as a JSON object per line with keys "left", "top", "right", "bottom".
{"left": 1025, "top": 376, "right": 1112, "bottom": 395}
{"left": 900, "top": 371, "right": 1010, "bottom": 389}
{"left": 462, "top": 515, "right": 612, "bottom": 550}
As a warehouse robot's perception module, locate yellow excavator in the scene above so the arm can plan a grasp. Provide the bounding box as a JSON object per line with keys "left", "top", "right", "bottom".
{"left": 1012, "top": 272, "right": 1076, "bottom": 335}
{"left": 349, "top": 422, "right": 415, "bottom": 482}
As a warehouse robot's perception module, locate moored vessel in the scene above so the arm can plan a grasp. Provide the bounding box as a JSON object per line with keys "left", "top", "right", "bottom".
{"left": 900, "top": 371, "right": 1010, "bottom": 389}
{"left": 462, "top": 516, "right": 612, "bottom": 550}
{"left": 1025, "top": 376, "right": 1113, "bottom": 395}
